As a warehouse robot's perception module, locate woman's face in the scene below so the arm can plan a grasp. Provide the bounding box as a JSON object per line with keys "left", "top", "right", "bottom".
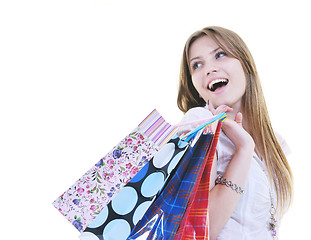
{"left": 189, "top": 35, "right": 246, "bottom": 111}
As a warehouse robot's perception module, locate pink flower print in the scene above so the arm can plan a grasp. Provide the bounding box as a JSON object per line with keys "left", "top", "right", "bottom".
{"left": 126, "top": 163, "right": 132, "bottom": 169}
{"left": 138, "top": 133, "right": 144, "bottom": 140}
{"left": 86, "top": 184, "right": 90, "bottom": 189}
{"left": 133, "top": 146, "right": 138, "bottom": 151}
{"left": 130, "top": 167, "right": 139, "bottom": 177}
{"left": 126, "top": 139, "right": 133, "bottom": 145}
{"left": 107, "top": 159, "right": 115, "bottom": 165}
{"left": 90, "top": 205, "right": 96, "bottom": 211}
{"left": 87, "top": 190, "right": 91, "bottom": 194}
{"left": 77, "top": 188, "right": 84, "bottom": 195}
{"left": 90, "top": 199, "right": 95, "bottom": 204}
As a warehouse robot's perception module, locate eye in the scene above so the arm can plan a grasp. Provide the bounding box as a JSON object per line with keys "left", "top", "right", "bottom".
{"left": 192, "top": 62, "right": 202, "bottom": 70}
{"left": 215, "top": 51, "right": 227, "bottom": 59}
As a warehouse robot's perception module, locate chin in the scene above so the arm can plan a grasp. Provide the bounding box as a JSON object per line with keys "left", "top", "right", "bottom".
{"left": 213, "top": 101, "right": 231, "bottom": 108}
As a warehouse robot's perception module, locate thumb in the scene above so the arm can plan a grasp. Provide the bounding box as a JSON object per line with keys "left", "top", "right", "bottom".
{"left": 235, "top": 112, "right": 243, "bottom": 126}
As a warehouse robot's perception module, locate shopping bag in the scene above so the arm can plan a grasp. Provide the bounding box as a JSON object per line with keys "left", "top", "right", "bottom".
{"left": 174, "top": 120, "right": 223, "bottom": 240}
{"left": 52, "top": 109, "right": 178, "bottom": 232}
{"left": 127, "top": 113, "right": 225, "bottom": 240}
{"left": 79, "top": 113, "right": 226, "bottom": 240}
{"left": 80, "top": 134, "right": 189, "bottom": 240}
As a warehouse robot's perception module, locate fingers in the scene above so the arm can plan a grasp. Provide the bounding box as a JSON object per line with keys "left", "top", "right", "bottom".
{"left": 234, "top": 112, "right": 243, "bottom": 126}
{"left": 217, "top": 105, "right": 233, "bottom": 115}
{"left": 208, "top": 100, "right": 233, "bottom": 115}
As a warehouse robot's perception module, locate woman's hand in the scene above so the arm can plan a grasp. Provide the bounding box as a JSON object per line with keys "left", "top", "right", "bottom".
{"left": 208, "top": 102, "right": 255, "bottom": 151}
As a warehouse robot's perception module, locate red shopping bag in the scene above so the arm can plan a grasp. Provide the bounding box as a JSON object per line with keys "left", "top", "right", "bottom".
{"left": 174, "top": 120, "right": 222, "bottom": 240}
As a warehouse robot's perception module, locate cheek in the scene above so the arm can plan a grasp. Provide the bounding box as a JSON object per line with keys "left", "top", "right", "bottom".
{"left": 191, "top": 75, "right": 201, "bottom": 91}
{"left": 191, "top": 77, "right": 210, "bottom": 102}
{"left": 191, "top": 70, "right": 206, "bottom": 88}
{"left": 239, "top": 73, "right": 247, "bottom": 92}
{"left": 191, "top": 79, "right": 200, "bottom": 92}
{"left": 191, "top": 78, "right": 207, "bottom": 99}
{"left": 231, "top": 62, "right": 247, "bottom": 89}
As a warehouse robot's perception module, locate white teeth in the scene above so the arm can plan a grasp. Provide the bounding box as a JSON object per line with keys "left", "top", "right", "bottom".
{"left": 208, "top": 79, "right": 228, "bottom": 90}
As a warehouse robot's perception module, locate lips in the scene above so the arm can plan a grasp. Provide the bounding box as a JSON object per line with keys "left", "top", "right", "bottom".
{"left": 208, "top": 78, "right": 229, "bottom": 92}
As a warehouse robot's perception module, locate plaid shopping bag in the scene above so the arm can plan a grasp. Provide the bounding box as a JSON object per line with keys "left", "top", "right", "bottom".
{"left": 174, "top": 120, "right": 223, "bottom": 240}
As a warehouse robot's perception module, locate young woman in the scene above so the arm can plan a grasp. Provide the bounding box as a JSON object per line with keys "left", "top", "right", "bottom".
{"left": 177, "top": 26, "right": 293, "bottom": 239}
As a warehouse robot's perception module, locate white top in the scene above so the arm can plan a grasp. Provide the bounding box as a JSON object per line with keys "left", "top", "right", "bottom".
{"left": 216, "top": 131, "right": 275, "bottom": 240}
{"left": 177, "top": 106, "right": 290, "bottom": 240}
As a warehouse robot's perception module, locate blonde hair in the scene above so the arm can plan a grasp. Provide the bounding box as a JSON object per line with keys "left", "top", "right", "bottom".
{"left": 177, "top": 26, "right": 293, "bottom": 213}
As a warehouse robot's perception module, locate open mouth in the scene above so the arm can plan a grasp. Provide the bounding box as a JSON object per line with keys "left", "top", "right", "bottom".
{"left": 208, "top": 78, "right": 229, "bottom": 92}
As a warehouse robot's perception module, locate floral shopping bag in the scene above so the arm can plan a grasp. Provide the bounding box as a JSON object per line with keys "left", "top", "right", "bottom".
{"left": 52, "top": 109, "right": 178, "bottom": 232}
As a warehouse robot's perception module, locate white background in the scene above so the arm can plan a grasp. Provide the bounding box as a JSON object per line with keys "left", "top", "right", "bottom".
{"left": 1, "top": 0, "right": 310, "bottom": 239}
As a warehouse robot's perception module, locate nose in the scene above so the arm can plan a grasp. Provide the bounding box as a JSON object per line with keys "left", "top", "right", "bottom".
{"left": 206, "top": 65, "right": 219, "bottom": 76}
{"left": 205, "top": 58, "right": 219, "bottom": 75}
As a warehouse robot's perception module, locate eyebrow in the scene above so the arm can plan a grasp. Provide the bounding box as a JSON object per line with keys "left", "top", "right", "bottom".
{"left": 189, "top": 47, "right": 221, "bottom": 63}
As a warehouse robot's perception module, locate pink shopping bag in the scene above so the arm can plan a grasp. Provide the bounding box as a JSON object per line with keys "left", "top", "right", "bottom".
{"left": 52, "top": 109, "right": 178, "bottom": 232}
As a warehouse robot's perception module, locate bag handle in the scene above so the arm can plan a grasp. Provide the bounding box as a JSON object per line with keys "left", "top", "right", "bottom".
{"left": 179, "top": 112, "right": 227, "bottom": 142}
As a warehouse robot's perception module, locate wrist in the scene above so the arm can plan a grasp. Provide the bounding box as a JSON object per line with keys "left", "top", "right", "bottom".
{"left": 234, "top": 144, "right": 254, "bottom": 159}
{"left": 235, "top": 136, "right": 255, "bottom": 152}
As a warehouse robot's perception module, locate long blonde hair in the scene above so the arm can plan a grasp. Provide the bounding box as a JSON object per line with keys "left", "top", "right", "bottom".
{"left": 177, "top": 26, "right": 293, "bottom": 213}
